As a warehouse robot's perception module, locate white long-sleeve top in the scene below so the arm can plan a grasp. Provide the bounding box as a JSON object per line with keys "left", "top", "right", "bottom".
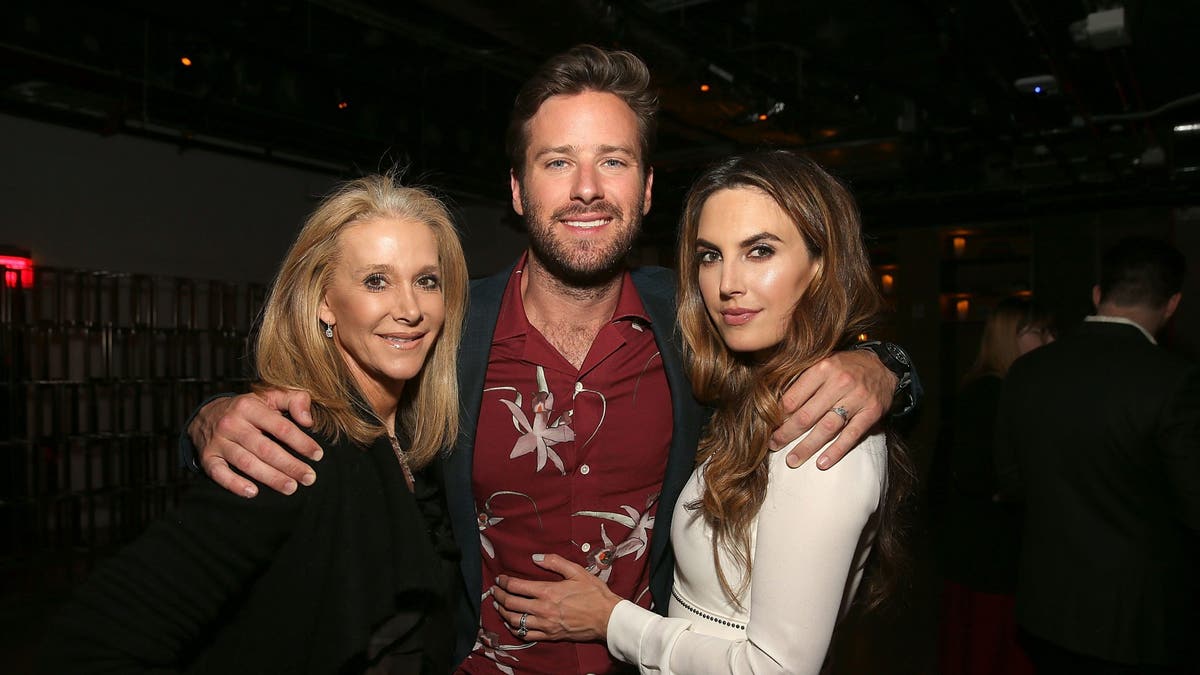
{"left": 607, "top": 432, "right": 887, "bottom": 674}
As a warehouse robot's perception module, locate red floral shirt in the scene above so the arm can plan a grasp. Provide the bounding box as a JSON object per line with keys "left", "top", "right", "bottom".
{"left": 459, "top": 256, "right": 672, "bottom": 675}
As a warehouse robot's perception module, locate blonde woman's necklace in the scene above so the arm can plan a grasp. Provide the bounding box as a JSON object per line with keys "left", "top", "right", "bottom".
{"left": 387, "top": 434, "right": 416, "bottom": 493}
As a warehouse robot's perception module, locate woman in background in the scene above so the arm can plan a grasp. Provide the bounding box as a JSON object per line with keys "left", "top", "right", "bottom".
{"left": 937, "top": 296, "right": 1053, "bottom": 675}
{"left": 492, "top": 150, "right": 915, "bottom": 674}
{"left": 41, "top": 174, "right": 468, "bottom": 674}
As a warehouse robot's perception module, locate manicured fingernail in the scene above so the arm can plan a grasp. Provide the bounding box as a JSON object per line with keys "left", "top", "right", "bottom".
{"left": 492, "top": 600, "right": 499, "bottom": 611}
{"left": 282, "top": 480, "right": 298, "bottom": 495}
{"left": 311, "top": 449, "right": 323, "bottom": 461}
{"left": 242, "top": 485, "right": 258, "bottom": 498}
{"left": 532, "top": 553, "right": 545, "bottom": 562}
{"left": 300, "top": 472, "right": 316, "bottom": 486}
{"left": 786, "top": 453, "right": 800, "bottom": 469}
{"left": 817, "top": 454, "right": 831, "bottom": 470}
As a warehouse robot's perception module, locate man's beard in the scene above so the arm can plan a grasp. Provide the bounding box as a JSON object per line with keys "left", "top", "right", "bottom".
{"left": 521, "top": 190, "right": 643, "bottom": 288}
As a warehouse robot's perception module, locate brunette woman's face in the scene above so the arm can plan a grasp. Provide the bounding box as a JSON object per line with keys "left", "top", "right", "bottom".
{"left": 694, "top": 187, "right": 820, "bottom": 355}
{"left": 318, "top": 217, "right": 445, "bottom": 412}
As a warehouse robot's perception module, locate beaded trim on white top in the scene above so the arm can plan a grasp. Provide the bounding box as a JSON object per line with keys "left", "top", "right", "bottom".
{"left": 672, "top": 588, "right": 745, "bottom": 631}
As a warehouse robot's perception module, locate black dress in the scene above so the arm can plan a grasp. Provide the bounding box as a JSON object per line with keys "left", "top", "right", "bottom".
{"left": 40, "top": 428, "right": 458, "bottom": 674}
{"left": 938, "top": 374, "right": 1022, "bottom": 593}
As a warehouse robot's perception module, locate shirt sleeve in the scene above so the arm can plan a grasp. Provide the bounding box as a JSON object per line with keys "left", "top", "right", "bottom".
{"left": 607, "top": 435, "right": 886, "bottom": 675}
{"left": 39, "top": 452, "right": 319, "bottom": 673}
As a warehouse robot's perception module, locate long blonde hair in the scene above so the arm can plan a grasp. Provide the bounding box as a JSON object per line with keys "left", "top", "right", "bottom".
{"left": 678, "top": 150, "right": 912, "bottom": 607}
{"left": 254, "top": 174, "right": 468, "bottom": 468}
{"left": 966, "top": 297, "right": 1052, "bottom": 382}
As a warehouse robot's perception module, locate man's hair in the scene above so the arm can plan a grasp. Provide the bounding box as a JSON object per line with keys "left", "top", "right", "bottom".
{"left": 1098, "top": 236, "right": 1186, "bottom": 308}
{"left": 506, "top": 44, "right": 658, "bottom": 178}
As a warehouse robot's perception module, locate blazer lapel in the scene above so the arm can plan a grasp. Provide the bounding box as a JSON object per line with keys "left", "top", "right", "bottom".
{"left": 445, "top": 263, "right": 513, "bottom": 649}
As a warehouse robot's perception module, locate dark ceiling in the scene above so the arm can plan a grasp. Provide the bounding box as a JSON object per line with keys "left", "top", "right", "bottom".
{"left": 4, "top": 0, "right": 1200, "bottom": 242}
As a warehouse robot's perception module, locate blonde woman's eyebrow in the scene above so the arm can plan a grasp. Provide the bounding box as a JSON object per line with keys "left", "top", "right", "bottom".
{"left": 353, "top": 263, "right": 441, "bottom": 277}
{"left": 353, "top": 263, "right": 394, "bottom": 275}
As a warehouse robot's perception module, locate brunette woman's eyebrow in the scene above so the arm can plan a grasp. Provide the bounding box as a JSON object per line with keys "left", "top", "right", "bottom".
{"left": 739, "top": 232, "right": 784, "bottom": 248}
{"left": 694, "top": 231, "right": 783, "bottom": 250}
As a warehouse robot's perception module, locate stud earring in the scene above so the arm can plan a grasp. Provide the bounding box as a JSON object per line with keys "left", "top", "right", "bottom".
{"left": 324, "top": 323, "right": 334, "bottom": 338}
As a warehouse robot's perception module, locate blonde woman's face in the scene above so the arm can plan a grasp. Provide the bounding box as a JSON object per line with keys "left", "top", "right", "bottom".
{"left": 694, "top": 187, "right": 819, "bottom": 356}
{"left": 1016, "top": 325, "right": 1052, "bottom": 355}
{"left": 319, "top": 217, "right": 445, "bottom": 413}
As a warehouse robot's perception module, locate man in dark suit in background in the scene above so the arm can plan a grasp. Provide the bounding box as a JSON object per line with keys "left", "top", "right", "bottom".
{"left": 996, "top": 236, "right": 1200, "bottom": 674}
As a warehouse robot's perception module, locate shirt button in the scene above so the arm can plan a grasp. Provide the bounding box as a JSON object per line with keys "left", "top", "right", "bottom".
{"left": 581, "top": 542, "right": 591, "bottom": 553}
{"left": 580, "top": 464, "right": 590, "bottom": 475}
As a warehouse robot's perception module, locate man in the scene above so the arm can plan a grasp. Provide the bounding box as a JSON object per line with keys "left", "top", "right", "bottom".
{"left": 996, "top": 237, "right": 1200, "bottom": 674}
{"left": 187, "top": 46, "right": 914, "bottom": 673}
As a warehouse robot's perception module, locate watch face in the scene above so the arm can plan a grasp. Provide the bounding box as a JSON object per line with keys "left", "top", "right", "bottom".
{"left": 885, "top": 343, "right": 910, "bottom": 366}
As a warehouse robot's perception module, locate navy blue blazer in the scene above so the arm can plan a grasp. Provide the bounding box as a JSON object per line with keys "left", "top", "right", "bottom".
{"left": 443, "top": 263, "right": 706, "bottom": 661}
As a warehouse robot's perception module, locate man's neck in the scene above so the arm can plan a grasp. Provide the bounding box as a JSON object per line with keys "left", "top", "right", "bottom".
{"left": 520, "top": 252, "right": 625, "bottom": 369}
{"left": 1094, "top": 303, "right": 1163, "bottom": 338}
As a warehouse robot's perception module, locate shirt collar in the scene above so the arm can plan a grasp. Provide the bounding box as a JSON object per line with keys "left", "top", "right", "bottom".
{"left": 1085, "top": 314, "right": 1157, "bottom": 345}
{"left": 491, "top": 252, "right": 652, "bottom": 342}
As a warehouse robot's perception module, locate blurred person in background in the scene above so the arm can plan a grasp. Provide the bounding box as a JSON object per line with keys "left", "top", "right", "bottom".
{"left": 937, "top": 296, "right": 1053, "bottom": 675}
{"left": 996, "top": 237, "right": 1200, "bottom": 674}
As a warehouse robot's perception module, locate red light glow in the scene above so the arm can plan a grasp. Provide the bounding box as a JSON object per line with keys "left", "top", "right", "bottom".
{"left": 700, "top": 84, "right": 711, "bottom": 92}
{"left": 180, "top": 56, "right": 193, "bottom": 67}
{"left": 0, "top": 255, "right": 33, "bottom": 288}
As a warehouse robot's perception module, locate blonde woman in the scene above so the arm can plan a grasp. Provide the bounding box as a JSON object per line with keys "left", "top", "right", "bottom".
{"left": 41, "top": 175, "right": 468, "bottom": 674}
{"left": 492, "top": 151, "right": 914, "bottom": 674}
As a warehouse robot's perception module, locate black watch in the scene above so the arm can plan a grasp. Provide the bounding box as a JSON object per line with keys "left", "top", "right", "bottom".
{"left": 853, "top": 340, "right": 918, "bottom": 417}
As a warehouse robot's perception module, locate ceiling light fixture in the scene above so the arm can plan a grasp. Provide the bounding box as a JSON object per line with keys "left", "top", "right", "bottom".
{"left": 1015, "top": 75, "right": 1059, "bottom": 96}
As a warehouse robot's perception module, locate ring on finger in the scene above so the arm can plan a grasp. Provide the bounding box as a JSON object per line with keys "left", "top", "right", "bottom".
{"left": 830, "top": 406, "right": 850, "bottom": 424}
{"left": 517, "top": 612, "right": 529, "bottom": 639}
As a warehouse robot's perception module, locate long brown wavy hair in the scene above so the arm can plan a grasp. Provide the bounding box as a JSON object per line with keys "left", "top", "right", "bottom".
{"left": 677, "top": 150, "right": 914, "bottom": 608}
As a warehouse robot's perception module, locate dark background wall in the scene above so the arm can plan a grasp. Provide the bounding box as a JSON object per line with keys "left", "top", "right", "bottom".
{"left": 0, "top": 113, "right": 527, "bottom": 284}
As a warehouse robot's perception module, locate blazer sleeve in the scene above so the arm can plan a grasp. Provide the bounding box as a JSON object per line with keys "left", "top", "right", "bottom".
{"left": 1160, "top": 366, "right": 1200, "bottom": 535}
{"left": 39, "top": 456, "right": 318, "bottom": 674}
{"left": 606, "top": 435, "right": 886, "bottom": 675}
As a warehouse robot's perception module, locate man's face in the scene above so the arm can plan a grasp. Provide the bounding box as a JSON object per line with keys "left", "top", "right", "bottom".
{"left": 510, "top": 90, "right": 653, "bottom": 286}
